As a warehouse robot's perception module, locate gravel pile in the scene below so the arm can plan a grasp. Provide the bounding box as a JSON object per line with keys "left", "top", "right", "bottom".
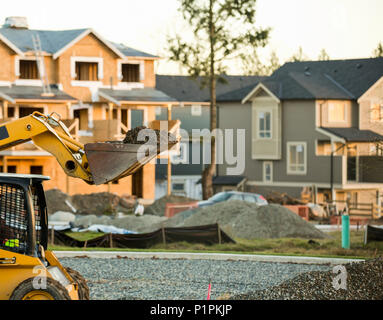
{"left": 180, "top": 201, "right": 327, "bottom": 239}
{"left": 145, "top": 195, "right": 196, "bottom": 216}
{"left": 73, "top": 214, "right": 167, "bottom": 233}
{"left": 232, "top": 258, "right": 383, "bottom": 300}
{"left": 60, "top": 257, "right": 330, "bottom": 300}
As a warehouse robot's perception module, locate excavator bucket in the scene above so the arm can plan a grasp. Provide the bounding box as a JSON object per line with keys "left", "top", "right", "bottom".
{"left": 84, "top": 140, "right": 178, "bottom": 185}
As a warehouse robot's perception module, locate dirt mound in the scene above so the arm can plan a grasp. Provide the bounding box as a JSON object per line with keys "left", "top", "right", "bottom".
{"left": 45, "top": 189, "right": 74, "bottom": 214}
{"left": 71, "top": 192, "right": 133, "bottom": 215}
{"left": 45, "top": 190, "right": 135, "bottom": 216}
{"left": 145, "top": 195, "right": 196, "bottom": 216}
{"left": 233, "top": 258, "right": 383, "bottom": 300}
{"left": 180, "top": 201, "right": 327, "bottom": 239}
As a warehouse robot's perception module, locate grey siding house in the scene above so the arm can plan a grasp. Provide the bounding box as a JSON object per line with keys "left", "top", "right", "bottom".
{"left": 155, "top": 75, "right": 264, "bottom": 199}
{"left": 216, "top": 58, "right": 383, "bottom": 206}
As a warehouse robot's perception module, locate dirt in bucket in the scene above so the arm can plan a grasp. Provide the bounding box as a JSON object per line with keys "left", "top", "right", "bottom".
{"left": 122, "top": 126, "right": 177, "bottom": 145}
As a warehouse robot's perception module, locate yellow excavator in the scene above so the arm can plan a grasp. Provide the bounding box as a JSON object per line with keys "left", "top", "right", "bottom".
{"left": 0, "top": 111, "right": 177, "bottom": 300}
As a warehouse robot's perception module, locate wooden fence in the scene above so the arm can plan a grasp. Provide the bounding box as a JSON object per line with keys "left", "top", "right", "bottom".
{"left": 323, "top": 200, "right": 382, "bottom": 219}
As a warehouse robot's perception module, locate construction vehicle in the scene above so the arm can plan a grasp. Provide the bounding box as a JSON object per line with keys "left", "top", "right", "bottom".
{"left": 0, "top": 112, "right": 177, "bottom": 299}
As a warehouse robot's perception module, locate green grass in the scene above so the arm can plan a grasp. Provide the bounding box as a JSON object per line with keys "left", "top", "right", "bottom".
{"left": 48, "top": 230, "right": 383, "bottom": 259}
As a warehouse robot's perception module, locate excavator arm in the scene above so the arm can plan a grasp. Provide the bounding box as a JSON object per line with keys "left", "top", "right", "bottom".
{"left": 0, "top": 112, "right": 175, "bottom": 185}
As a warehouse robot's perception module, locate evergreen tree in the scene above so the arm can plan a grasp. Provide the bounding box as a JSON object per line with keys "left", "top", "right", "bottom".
{"left": 373, "top": 42, "right": 383, "bottom": 58}
{"left": 167, "top": 0, "right": 270, "bottom": 199}
{"left": 318, "top": 48, "right": 330, "bottom": 61}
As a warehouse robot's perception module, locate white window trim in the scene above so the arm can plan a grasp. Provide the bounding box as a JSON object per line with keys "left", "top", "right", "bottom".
{"left": 328, "top": 101, "right": 347, "bottom": 123}
{"left": 14, "top": 79, "right": 43, "bottom": 86}
{"left": 257, "top": 108, "right": 272, "bottom": 140}
{"left": 287, "top": 142, "right": 307, "bottom": 175}
{"left": 70, "top": 56, "right": 103, "bottom": 80}
{"left": 263, "top": 161, "right": 273, "bottom": 182}
{"left": 15, "top": 56, "right": 44, "bottom": 84}
{"left": 117, "top": 59, "right": 145, "bottom": 84}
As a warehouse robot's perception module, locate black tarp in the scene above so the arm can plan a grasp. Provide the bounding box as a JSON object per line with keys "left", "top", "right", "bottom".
{"left": 49, "top": 223, "right": 235, "bottom": 249}
{"left": 365, "top": 225, "right": 383, "bottom": 243}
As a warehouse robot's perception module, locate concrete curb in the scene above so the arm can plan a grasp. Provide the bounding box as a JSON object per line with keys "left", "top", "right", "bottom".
{"left": 53, "top": 251, "right": 364, "bottom": 265}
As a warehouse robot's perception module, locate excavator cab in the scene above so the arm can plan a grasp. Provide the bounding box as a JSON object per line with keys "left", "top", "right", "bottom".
{"left": 0, "top": 173, "right": 88, "bottom": 300}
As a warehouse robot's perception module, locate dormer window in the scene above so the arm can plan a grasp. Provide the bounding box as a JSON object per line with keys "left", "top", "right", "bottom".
{"left": 75, "top": 62, "right": 98, "bottom": 81}
{"left": 19, "top": 60, "right": 39, "bottom": 79}
{"left": 121, "top": 63, "right": 140, "bottom": 82}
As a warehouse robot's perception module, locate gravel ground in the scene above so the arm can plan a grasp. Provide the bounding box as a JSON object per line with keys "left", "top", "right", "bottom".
{"left": 233, "top": 258, "right": 383, "bottom": 300}
{"left": 59, "top": 257, "right": 331, "bottom": 300}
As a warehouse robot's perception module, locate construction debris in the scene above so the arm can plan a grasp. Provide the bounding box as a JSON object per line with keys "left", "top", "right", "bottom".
{"left": 265, "top": 191, "right": 305, "bottom": 205}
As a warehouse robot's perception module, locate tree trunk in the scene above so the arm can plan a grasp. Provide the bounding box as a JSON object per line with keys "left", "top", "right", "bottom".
{"left": 202, "top": 0, "right": 216, "bottom": 200}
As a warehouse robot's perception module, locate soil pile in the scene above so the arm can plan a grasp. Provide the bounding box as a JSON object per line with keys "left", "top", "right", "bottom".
{"left": 232, "top": 258, "right": 383, "bottom": 300}
{"left": 45, "top": 189, "right": 135, "bottom": 216}
{"left": 145, "top": 195, "right": 197, "bottom": 216}
{"left": 45, "top": 189, "right": 74, "bottom": 214}
{"left": 122, "top": 126, "right": 177, "bottom": 145}
{"left": 180, "top": 201, "right": 327, "bottom": 239}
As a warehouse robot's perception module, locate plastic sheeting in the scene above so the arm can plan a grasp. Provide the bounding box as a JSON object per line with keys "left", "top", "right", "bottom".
{"left": 49, "top": 223, "right": 235, "bottom": 249}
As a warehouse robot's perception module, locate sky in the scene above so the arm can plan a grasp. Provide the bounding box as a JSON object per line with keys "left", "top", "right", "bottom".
{"left": 1, "top": 0, "right": 382, "bottom": 74}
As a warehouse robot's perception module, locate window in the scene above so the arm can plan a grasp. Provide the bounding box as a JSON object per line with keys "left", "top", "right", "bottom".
{"left": 258, "top": 111, "right": 271, "bottom": 138}
{"left": 370, "top": 104, "right": 383, "bottom": 122}
{"left": 228, "top": 194, "right": 244, "bottom": 201}
{"left": 19, "top": 106, "right": 44, "bottom": 118}
{"left": 73, "top": 109, "right": 89, "bottom": 130}
{"left": 263, "top": 161, "right": 273, "bottom": 182}
{"left": 30, "top": 166, "right": 43, "bottom": 175}
{"left": 121, "top": 64, "right": 139, "bottom": 82}
{"left": 191, "top": 105, "right": 202, "bottom": 116}
{"left": 19, "top": 60, "right": 39, "bottom": 79}
{"left": 75, "top": 62, "right": 98, "bottom": 81}
{"left": 171, "top": 142, "right": 188, "bottom": 164}
{"left": 6, "top": 166, "right": 16, "bottom": 173}
{"left": 287, "top": 142, "right": 307, "bottom": 174}
{"left": 243, "top": 194, "right": 256, "bottom": 203}
{"left": 328, "top": 102, "right": 346, "bottom": 122}
{"left": 172, "top": 182, "right": 186, "bottom": 195}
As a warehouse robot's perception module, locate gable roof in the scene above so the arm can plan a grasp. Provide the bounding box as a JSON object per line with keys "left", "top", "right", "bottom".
{"left": 319, "top": 127, "right": 383, "bottom": 142}
{"left": 112, "top": 42, "right": 158, "bottom": 59}
{"left": 0, "top": 27, "right": 88, "bottom": 54}
{"left": 220, "top": 58, "right": 383, "bottom": 102}
{"left": 156, "top": 75, "right": 266, "bottom": 103}
{"left": 268, "top": 57, "right": 383, "bottom": 100}
{"left": 0, "top": 27, "right": 157, "bottom": 60}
